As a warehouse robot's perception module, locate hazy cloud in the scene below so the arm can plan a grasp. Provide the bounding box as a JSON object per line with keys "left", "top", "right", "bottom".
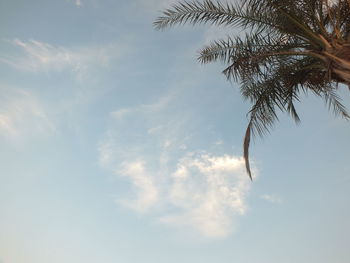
{"left": 110, "top": 90, "right": 178, "bottom": 121}
{"left": 0, "top": 39, "right": 129, "bottom": 79}
{"left": 74, "top": 0, "right": 82, "bottom": 6}
{"left": 98, "top": 92, "right": 256, "bottom": 239}
{"left": 261, "top": 194, "right": 283, "bottom": 204}
{"left": 160, "top": 153, "right": 250, "bottom": 238}
{"left": 0, "top": 85, "right": 55, "bottom": 139}
{"left": 117, "top": 160, "right": 159, "bottom": 213}
{"left": 138, "top": 0, "right": 179, "bottom": 11}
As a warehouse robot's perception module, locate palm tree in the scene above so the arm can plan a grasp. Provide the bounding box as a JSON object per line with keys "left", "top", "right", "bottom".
{"left": 154, "top": 0, "right": 350, "bottom": 179}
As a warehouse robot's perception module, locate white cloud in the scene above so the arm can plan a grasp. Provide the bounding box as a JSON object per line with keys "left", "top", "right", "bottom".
{"left": 111, "top": 89, "right": 178, "bottom": 121}
{"left": 117, "top": 160, "right": 159, "bottom": 213}
{"left": 0, "top": 39, "right": 129, "bottom": 79}
{"left": 111, "top": 108, "right": 134, "bottom": 120}
{"left": 0, "top": 85, "right": 55, "bottom": 139}
{"left": 97, "top": 139, "right": 115, "bottom": 168}
{"left": 261, "top": 194, "right": 283, "bottom": 204}
{"left": 74, "top": 0, "right": 82, "bottom": 6}
{"left": 160, "top": 153, "right": 250, "bottom": 238}
{"left": 67, "top": 0, "right": 82, "bottom": 6}
{"left": 98, "top": 92, "right": 257, "bottom": 239}
{"left": 99, "top": 143, "right": 253, "bottom": 238}
{"left": 138, "top": 0, "right": 179, "bottom": 11}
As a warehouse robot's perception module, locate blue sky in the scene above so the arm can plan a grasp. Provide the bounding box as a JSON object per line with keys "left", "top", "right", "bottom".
{"left": 0, "top": 0, "right": 349, "bottom": 262}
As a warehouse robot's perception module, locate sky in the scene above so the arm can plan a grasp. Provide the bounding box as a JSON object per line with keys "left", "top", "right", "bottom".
{"left": 0, "top": 0, "right": 349, "bottom": 263}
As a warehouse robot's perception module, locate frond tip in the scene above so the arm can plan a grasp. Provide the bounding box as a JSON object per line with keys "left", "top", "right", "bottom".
{"left": 243, "top": 121, "right": 253, "bottom": 180}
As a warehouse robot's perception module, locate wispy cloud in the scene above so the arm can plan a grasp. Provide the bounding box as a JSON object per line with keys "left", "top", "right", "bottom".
{"left": 261, "top": 194, "right": 283, "bottom": 204}
{"left": 0, "top": 85, "right": 55, "bottom": 139}
{"left": 110, "top": 90, "right": 178, "bottom": 120}
{"left": 0, "top": 39, "right": 130, "bottom": 79}
{"left": 117, "top": 160, "right": 159, "bottom": 213}
{"left": 74, "top": 0, "right": 82, "bottom": 6}
{"left": 138, "top": 0, "right": 179, "bottom": 11}
{"left": 160, "top": 153, "right": 250, "bottom": 238}
{"left": 98, "top": 91, "right": 257, "bottom": 239}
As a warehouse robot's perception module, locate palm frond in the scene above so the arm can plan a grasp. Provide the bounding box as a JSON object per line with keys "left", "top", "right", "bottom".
{"left": 155, "top": 0, "right": 350, "bottom": 179}
{"left": 198, "top": 32, "right": 305, "bottom": 65}
{"left": 154, "top": 0, "right": 288, "bottom": 34}
{"left": 322, "top": 86, "right": 350, "bottom": 118}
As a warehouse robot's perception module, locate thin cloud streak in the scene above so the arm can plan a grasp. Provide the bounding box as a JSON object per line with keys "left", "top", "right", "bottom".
{"left": 110, "top": 89, "right": 179, "bottom": 120}
{"left": 261, "top": 194, "right": 283, "bottom": 204}
{"left": 0, "top": 39, "right": 130, "bottom": 79}
{"left": 138, "top": 0, "right": 179, "bottom": 11}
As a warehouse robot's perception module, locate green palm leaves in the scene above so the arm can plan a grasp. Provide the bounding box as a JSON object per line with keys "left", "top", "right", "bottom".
{"left": 155, "top": 0, "right": 350, "bottom": 180}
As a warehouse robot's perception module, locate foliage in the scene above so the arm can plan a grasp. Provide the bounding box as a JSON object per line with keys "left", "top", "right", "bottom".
{"left": 155, "top": 0, "right": 350, "bottom": 179}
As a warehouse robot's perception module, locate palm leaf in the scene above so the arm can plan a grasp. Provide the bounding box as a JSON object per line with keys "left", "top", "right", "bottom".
{"left": 155, "top": 0, "right": 350, "bottom": 179}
